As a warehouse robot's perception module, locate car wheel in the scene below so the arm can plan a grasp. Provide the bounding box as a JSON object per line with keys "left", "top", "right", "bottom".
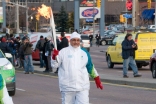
{"left": 107, "top": 55, "right": 114, "bottom": 68}
{"left": 137, "top": 63, "right": 142, "bottom": 69}
{"left": 101, "top": 40, "right": 106, "bottom": 46}
{"left": 152, "top": 62, "right": 156, "bottom": 78}
{"left": 8, "top": 83, "right": 16, "bottom": 96}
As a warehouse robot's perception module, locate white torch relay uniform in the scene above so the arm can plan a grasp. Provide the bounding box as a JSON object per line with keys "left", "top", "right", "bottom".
{"left": 52, "top": 32, "right": 99, "bottom": 104}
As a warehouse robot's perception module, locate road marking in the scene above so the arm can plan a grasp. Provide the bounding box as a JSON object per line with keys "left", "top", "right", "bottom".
{"left": 16, "top": 71, "right": 156, "bottom": 91}
{"left": 118, "top": 71, "right": 133, "bottom": 73}
{"left": 16, "top": 88, "right": 26, "bottom": 91}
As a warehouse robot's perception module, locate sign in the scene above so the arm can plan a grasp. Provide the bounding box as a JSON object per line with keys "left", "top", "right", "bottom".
{"left": 0, "top": 7, "right": 3, "bottom": 23}
{"left": 86, "top": 18, "right": 93, "bottom": 22}
{"left": 123, "top": 13, "right": 132, "bottom": 19}
{"left": 80, "top": 0, "right": 96, "bottom": 7}
{"left": 80, "top": 7, "right": 101, "bottom": 19}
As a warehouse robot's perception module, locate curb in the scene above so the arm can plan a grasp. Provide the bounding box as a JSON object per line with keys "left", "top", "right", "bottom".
{"left": 15, "top": 68, "right": 156, "bottom": 89}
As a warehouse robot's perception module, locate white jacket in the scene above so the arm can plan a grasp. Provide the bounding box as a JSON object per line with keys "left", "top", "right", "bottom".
{"left": 52, "top": 45, "right": 98, "bottom": 91}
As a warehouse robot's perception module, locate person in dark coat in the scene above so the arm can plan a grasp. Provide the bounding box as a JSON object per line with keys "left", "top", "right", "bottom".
{"left": 43, "top": 36, "right": 54, "bottom": 72}
{"left": 122, "top": 33, "right": 142, "bottom": 78}
{"left": 0, "top": 37, "right": 12, "bottom": 63}
{"left": 0, "top": 37, "right": 10, "bottom": 54}
{"left": 35, "top": 35, "right": 45, "bottom": 68}
{"left": 23, "top": 37, "right": 34, "bottom": 74}
{"left": 95, "top": 32, "right": 101, "bottom": 47}
{"left": 18, "top": 39, "right": 25, "bottom": 69}
{"left": 89, "top": 34, "right": 93, "bottom": 47}
{"left": 56, "top": 36, "right": 61, "bottom": 51}
{"left": 42, "top": 38, "right": 48, "bottom": 70}
{"left": 60, "top": 32, "right": 69, "bottom": 50}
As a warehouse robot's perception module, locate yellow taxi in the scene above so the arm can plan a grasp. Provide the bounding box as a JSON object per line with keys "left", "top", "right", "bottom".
{"left": 106, "top": 32, "right": 156, "bottom": 69}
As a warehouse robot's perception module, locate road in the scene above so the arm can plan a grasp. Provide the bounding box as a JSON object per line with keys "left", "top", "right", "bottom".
{"left": 13, "top": 72, "right": 156, "bottom": 104}
{"left": 12, "top": 45, "right": 156, "bottom": 104}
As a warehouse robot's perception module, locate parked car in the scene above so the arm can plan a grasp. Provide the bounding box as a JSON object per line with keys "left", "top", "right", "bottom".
{"left": 0, "top": 52, "right": 16, "bottom": 96}
{"left": 81, "top": 35, "right": 90, "bottom": 52}
{"left": 106, "top": 32, "right": 156, "bottom": 69}
{"left": 100, "top": 30, "right": 117, "bottom": 45}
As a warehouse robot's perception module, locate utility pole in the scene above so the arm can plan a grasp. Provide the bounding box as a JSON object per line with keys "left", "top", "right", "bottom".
{"left": 74, "top": 0, "right": 79, "bottom": 31}
{"left": 100, "top": 0, "right": 105, "bottom": 38}
{"left": 2, "top": 0, "right": 6, "bottom": 28}
{"left": 26, "top": 0, "right": 28, "bottom": 33}
{"left": 132, "top": 0, "right": 136, "bottom": 27}
{"left": 16, "top": 0, "right": 19, "bottom": 34}
{"left": 93, "top": 0, "right": 95, "bottom": 36}
{"left": 125, "top": 1, "right": 127, "bottom": 28}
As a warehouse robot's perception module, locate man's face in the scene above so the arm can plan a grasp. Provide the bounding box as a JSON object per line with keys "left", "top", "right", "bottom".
{"left": 70, "top": 38, "right": 80, "bottom": 48}
{"left": 127, "top": 36, "right": 132, "bottom": 41}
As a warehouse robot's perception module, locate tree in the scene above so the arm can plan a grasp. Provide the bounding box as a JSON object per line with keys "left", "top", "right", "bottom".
{"left": 56, "top": 5, "right": 68, "bottom": 32}
{"left": 6, "top": 7, "right": 15, "bottom": 28}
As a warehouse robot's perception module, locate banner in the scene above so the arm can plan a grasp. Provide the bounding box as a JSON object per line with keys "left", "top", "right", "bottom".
{"left": 80, "top": 7, "right": 101, "bottom": 19}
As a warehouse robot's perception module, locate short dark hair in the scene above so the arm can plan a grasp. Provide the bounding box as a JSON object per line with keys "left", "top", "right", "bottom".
{"left": 61, "top": 32, "right": 65, "bottom": 37}
{"left": 10, "top": 34, "right": 14, "bottom": 38}
{"left": 40, "top": 35, "right": 43, "bottom": 38}
{"left": 125, "top": 33, "right": 132, "bottom": 39}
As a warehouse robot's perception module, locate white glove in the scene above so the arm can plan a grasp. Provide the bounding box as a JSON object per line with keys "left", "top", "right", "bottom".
{"left": 51, "top": 59, "right": 59, "bottom": 69}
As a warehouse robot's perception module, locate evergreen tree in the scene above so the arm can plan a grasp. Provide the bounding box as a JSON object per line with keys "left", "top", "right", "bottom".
{"left": 57, "top": 5, "right": 68, "bottom": 32}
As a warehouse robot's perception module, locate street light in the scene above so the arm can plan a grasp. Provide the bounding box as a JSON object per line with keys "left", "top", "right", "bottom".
{"left": 31, "top": 16, "right": 33, "bottom": 20}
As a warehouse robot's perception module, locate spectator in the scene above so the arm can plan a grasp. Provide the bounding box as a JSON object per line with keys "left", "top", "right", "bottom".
{"left": 95, "top": 32, "right": 101, "bottom": 47}
{"left": 6, "top": 25, "right": 10, "bottom": 39}
{"left": 0, "top": 37, "right": 10, "bottom": 54}
{"left": 18, "top": 38, "right": 25, "bottom": 69}
{"left": 60, "top": 32, "right": 69, "bottom": 50}
{"left": 7, "top": 38, "right": 15, "bottom": 65}
{"left": 23, "top": 37, "right": 34, "bottom": 74}
{"left": 122, "top": 33, "right": 142, "bottom": 78}
{"left": 89, "top": 34, "right": 93, "bottom": 47}
{"left": 43, "top": 36, "right": 54, "bottom": 72}
{"left": 56, "top": 36, "right": 61, "bottom": 51}
{"left": 54, "top": 33, "right": 68, "bottom": 74}
{"left": 35, "top": 35, "right": 45, "bottom": 68}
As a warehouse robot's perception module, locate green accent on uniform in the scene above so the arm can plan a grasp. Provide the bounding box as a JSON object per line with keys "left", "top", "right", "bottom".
{"left": 81, "top": 48, "right": 97, "bottom": 78}
{"left": 0, "top": 74, "right": 4, "bottom": 104}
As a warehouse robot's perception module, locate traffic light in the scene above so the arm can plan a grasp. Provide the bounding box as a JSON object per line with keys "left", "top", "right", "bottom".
{"left": 120, "top": 15, "right": 125, "bottom": 23}
{"left": 96, "top": 0, "right": 101, "bottom": 8}
{"left": 147, "top": 0, "right": 151, "bottom": 9}
{"left": 35, "top": 14, "right": 40, "bottom": 21}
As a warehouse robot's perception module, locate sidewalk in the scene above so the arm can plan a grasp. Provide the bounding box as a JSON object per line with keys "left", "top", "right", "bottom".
{"left": 16, "top": 65, "right": 156, "bottom": 89}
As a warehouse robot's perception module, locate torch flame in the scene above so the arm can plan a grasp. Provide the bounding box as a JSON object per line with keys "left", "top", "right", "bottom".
{"left": 37, "top": 4, "right": 51, "bottom": 19}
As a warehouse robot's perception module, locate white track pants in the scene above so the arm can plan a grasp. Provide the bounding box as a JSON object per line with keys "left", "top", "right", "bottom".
{"left": 61, "top": 90, "right": 89, "bottom": 104}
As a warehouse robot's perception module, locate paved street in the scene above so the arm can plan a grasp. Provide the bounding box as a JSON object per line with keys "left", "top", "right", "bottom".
{"left": 13, "top": 72, "right": 156, "bottom": 104}
{"left": 12, "top": 45, "right": 156, "bottom": 104}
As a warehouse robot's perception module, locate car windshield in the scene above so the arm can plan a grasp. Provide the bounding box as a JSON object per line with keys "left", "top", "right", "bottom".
{"left": 0, "top": 51, "right": 5, "bottom": 58}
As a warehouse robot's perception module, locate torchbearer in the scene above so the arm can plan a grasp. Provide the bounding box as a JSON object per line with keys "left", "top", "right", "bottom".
{"left": 52, "top": 32, "right": 103, "bottom": 104}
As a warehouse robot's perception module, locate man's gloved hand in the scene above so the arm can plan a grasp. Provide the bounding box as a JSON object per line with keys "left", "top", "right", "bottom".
{"left": 52, "top": 49, "right": 59, "bottom": 60}
{"left": 94, "top": 76, "right": 103, "bottom": 90}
